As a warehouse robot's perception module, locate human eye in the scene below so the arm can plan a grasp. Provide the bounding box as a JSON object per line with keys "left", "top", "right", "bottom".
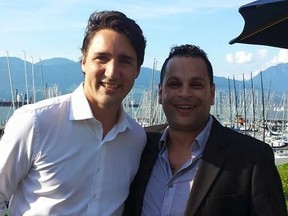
{"left": 120, "top": 58, "right": 132, "bottom": 65}
{"left": 191, "top": 81, "right": 204, "bottom": 89}
{"left": 119, "top": 56, "right": 134, "bottom": 66}
{"left": 167, "top": 81, "right": 181, "bottom": 89}
{"left": 94, "top": 54, "right": 109, "bottom": 63}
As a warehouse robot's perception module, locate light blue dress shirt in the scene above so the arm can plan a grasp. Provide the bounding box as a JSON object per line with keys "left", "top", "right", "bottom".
{"left": 142, "top": 116, "right": 213, "bottom": 216}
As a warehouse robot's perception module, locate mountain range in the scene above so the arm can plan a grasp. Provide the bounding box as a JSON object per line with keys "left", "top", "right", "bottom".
{"left": 0, "top": 56, "right": 287, "bottom": 101}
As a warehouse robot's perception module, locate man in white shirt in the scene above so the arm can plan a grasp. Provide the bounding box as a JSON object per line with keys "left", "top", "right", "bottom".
{"left": 0, "top": 10, "right": 147, "bottom": 216}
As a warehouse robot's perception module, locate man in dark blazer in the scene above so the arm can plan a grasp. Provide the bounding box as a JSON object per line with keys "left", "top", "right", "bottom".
{"left": 124, "top": 44, "right": 287, "bottom": 216}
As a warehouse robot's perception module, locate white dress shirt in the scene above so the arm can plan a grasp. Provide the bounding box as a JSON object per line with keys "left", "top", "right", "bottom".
{"left": 0, "top": 83, "right": 146, "bottom": 216}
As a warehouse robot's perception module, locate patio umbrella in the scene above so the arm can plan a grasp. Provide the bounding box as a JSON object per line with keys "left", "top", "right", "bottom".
{"left": 229, "top": 0, "right": 288, "bottom": 49}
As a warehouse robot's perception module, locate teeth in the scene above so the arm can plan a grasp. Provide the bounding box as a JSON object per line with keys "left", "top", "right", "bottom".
{"left": 176, "top": 105, "right": 194, "bottom": 109}
{"left": 103, "top": 83, "right": 118, "bottom": 88}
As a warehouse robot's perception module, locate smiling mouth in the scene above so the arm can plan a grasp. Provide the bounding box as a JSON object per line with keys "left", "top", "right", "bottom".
{"left": 100, "top": 82, "right": 120, "bottom": 89}
{"left": 175, "top": 105, "right": 196, "bottom": 109}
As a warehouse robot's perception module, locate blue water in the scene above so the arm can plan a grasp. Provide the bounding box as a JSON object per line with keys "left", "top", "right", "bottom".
{"left": 0, "top": 107, "right": 14, "bottom": 123}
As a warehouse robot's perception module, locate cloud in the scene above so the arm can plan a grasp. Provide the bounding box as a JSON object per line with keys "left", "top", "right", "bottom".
{"left": 271, "top": 49, "right": 288, "bottom": 64}
{"left": 256, "top": 49, "right": 268, "bottom": 59}
{"left": 243, "top": 49, "right": 287, "bottom": 77}
{"left": 226, "top": 50, "right": 253, "bottom": 64}
{"left": 226, "top": 54, "right": 234, "bottom": 63}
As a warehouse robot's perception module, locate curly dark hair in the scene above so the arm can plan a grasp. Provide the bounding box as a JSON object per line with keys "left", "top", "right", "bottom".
{"left": 160, "top": 44, "right": 213, "bottom": 85}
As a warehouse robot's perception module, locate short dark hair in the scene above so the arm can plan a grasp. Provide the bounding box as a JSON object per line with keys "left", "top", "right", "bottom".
{"left": 81, "top": 10, "right": 146, "bottom": 69}
{"left": 160, "top": 44, "right": 214, "bottom": 85}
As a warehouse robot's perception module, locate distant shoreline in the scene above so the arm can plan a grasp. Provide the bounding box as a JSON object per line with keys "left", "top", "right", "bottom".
{"left": 0, "top": 101, "right": 27, "bottom": 107}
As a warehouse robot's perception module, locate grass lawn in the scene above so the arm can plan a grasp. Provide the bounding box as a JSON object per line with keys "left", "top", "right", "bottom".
{"left": 277, "top": 163, "right": 288, "bottom": 207}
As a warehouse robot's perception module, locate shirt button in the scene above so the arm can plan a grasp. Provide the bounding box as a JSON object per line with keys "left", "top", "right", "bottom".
{"left": 168, "top": 183, "right": 173, "bottom": 188}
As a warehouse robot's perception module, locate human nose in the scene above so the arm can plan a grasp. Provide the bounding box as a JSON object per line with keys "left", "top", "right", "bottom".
{"left": 178, "top": 86, "right": 192, "bottom": 97}
{"left": 105, "top": 60, "right": 119, "bottom": 80}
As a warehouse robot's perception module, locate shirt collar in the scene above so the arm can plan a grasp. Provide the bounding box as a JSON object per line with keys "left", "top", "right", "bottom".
{"left": 69, "top": 83, "right": 94, "bottom": 120}
{"left": 114, "top": 107, "right": 133, "bottom": 132}
{"left": 197, "top": 115, "right": 213, "bottom": 155}
{"left": 69, "top": 83, "right": 132, "bottom": 130}
{"left": 158, "top": 115, "right": 213, "bottom": 155}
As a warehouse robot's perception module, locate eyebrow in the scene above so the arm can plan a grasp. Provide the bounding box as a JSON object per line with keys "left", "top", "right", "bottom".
{"left": 94, "top": 52, "right": 136, "bottom": 62}
{"left": 166, "top": 76, "right": 205, "bottom": 82}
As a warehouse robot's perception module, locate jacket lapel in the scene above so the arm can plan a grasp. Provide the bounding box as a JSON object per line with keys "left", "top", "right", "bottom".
{"left": 124, "top": 132, "right": 161, "bottom": 216}
{"left": 136, "top": 132, "right": 161, "bottom": 208}
{"left": 185, "top": 118, "right": 228, "bottom": 215}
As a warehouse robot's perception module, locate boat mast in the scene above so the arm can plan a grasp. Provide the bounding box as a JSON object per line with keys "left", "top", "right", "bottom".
{"left": 149, "top": 58, "right": 157, "bottom": 126}
{"left": 228, "top": 76, "right": 233, "bottom": 127}
{"left": 6, "top": 51, "right": 16, "bottom": 111}
{"left": 260, "top": 71, "right": 265, "bottom": 142}
{"left": 233, "top": 75, "right": 239, "bottom": 129}
{"left": 242, "top": 73, "right": 247, "bottom": 133}
{"left": 39, "top": 58, "right": 45, "bottom": 99}
{"left": 250, "top": 72, "right": 256, "bottom": 137}
{"left": 31, "top": 56, "right": 36, "bottom": 103}
{"left": 23, "top": 50, "right": 29, "bottom": 104}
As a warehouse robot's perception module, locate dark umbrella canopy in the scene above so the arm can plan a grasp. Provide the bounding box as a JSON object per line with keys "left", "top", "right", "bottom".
{"left": 229, "top": 0, "right": 288, "bottom": 49}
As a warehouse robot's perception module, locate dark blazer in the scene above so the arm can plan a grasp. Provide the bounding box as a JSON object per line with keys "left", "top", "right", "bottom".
{"left": 124, "top": 117, "right": 287, "bottom": 216}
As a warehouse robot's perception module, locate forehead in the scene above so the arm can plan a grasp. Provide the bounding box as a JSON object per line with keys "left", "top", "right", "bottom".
{"left": 88, "top": 29, "right": 134, "bottom": 53}
{"left": 164, "top": 56, "right": 209, "bottom": 80}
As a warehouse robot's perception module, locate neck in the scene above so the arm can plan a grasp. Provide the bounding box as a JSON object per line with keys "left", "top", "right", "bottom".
{"left": 91, "top": 104, "right": 121, "bottom": 138}
{"left": 168, "top": 129, "right": 197, "bottom": 148}
{"left": 167, "top": 132, "right": 193, "bottom": 174}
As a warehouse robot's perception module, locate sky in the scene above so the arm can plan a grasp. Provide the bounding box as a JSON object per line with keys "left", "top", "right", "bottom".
{"left": 1, "top": 0, "right": 288, "bottom": 80}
